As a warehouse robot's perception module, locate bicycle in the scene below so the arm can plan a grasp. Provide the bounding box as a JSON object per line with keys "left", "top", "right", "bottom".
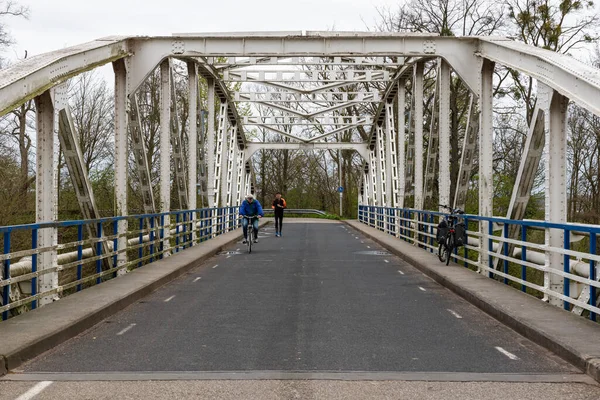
{"left": 242, "top": 215, "right": 259, "bottom": 254}
{"left": 437, "top": 204, "right": 465, "bottom": 265}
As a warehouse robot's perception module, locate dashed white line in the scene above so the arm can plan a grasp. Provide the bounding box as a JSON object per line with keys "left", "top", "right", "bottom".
{"left": 164, "top": 295, "right": 175, "bottom": 302}
{"left": 397, "top": 270, "right": 405, "bottom": 275}
{"left": 447, "top": 309, "right": 463, "bottom": 319}
{"left": 418, "top": 286, "right": 426, "bottom": 292}
{"left": 384, "top": 259, "right": 389, "bottom": 263}
{"left": 15, "top": 381, "right": 53, "bottom": 400}
{"left": 116, "top": 323, "right": 136, "bottom": 336}
{"left": 360, "top": 241, "right": 364, "bottom": 244}
{"left": 495, "top": 346, "right": 519, "bottom": 360}
{"left": 226, "top": 255, "right": 231, "bottom": 259}
{"left": 212, "top": 264, "right": 219, "bottom": 269}
{"left": 236, "top": 248, "right": 240, "bottom": 251}
{"left": 367, "top": 246, "right": 371, "bottom": 249}
{"left": 193, "top": 277, "right": 202, "bottom": 282}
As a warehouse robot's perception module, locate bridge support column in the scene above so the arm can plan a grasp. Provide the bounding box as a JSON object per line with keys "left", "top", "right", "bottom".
{"left": 187, "top": 62, "right": 198, "bottom": 241}
{"left": 160, "top": 59, "right": 171, "bottom": 253}
{"left": 479, "top": 60, "right": 494, "bottom": 274}
{"left": 214, "top": 101, "right": 229, "bottom": 207}
{"left": 235, "top": 150, "right": 245, "bottom": 207}
{"left": 206, "top": 79, "right": 216, "bottom": 208}
{"left": 113, "top": 60, "right": 129, "bottom": 275}
{"left": 385, "top": 101, "right": 399, "bottom": 208}
{"left": 226, "top": 125, "right": 238, "bottom": 208}
{"left": 397, "top": 78, "right": 406, "bottom": 210}
{"left": 376, "top": 125, "right": 387, "bottom": 207}
{"left": 545, "top": 91, "right": 569, "bottom": 307}
{"left": 438, "top": 60, "right": 451, "bottom": 209}
{"left": 413, "top": 62, "right": 424, "bottom": 211}
{"left": 35, "top": 91, "right": 58, "bottom": 305}
{"left": 369, "top": 149, "right": 378, "bottom": 207}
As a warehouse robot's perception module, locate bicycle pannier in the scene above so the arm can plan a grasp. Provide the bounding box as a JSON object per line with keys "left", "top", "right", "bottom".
{"left": 454, "top": 222, "right": 467, "bottom": 247}
{"left": 436, "top": 219, "right": 448, "bottom": 244}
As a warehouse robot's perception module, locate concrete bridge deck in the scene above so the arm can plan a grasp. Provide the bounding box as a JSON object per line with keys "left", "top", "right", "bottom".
{"left": 1, "top": 220, "right": 599, "bottom": 399}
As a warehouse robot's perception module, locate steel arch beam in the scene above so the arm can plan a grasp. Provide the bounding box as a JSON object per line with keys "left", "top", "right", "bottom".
{"left": 243, "top": 142, "right": 369, "bottom": 162}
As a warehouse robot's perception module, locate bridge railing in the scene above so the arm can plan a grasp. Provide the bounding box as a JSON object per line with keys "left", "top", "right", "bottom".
{"left": 0, "top": 206, "right": 240, "bottom": 321}
{"left": 358, "top": 205, "right": 599, "bottom": 322}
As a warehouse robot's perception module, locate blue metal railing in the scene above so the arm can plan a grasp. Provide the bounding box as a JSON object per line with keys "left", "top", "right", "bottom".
{"left": 0, "top": 206, "right": 240, "bottom": 321}
{"left": 358, "top": 205, "right": 600, "bottom": 322}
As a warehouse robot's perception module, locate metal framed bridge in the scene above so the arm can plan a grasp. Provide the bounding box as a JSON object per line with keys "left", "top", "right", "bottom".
{"left": 0, "top": 31, "right": 599, "bottom": 397}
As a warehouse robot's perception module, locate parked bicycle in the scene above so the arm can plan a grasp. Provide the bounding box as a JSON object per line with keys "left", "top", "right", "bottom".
{"left": 436, "top": 205, "right": 466, "bottom": 265}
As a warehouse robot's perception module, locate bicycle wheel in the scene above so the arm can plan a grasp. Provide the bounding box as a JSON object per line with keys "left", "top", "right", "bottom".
{"left": 248, "top": 228, "right": 253, "bottom": 254}
{"left": 438, "top": 242, "right": 446, "bottom": 262}
{"left": 246, "top": 225, "right": 252, "bottom": 253}
{"left": 445, "top": 235, "right": 454, "bottom": 266}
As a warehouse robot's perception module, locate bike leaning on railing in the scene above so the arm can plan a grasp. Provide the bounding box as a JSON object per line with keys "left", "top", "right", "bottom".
{"left": 436, "top": 205, "right": 467, "bottom": 265}
{"left": 241, "top": 215, "right": 260, "bottom": 254}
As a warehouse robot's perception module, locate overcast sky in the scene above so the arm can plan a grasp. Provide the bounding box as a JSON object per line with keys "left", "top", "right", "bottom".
{"left": 4, "top": 0, "right": 400, "bottom": 60}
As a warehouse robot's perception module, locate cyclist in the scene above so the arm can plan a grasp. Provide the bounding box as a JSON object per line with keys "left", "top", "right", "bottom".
{"left": 271, "top": 192, "right": 287, "bottom": 237}
{"left": 239, "top": 193, "right": 264, "bottom": 244}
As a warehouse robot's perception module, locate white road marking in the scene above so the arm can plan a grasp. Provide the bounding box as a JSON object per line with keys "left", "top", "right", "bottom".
{"left": 397, "top": 270, "right": 405, "bottom": 275}
{"left": 418, "top": 286, "right": 426, "bottom": 292}
{"left": 367, "top": 246, "right": 371, "bottom": 249}
{"left": 360, "top": 241, "right": 364, "bottom": 244}
{"left": 15, "top": 381, "right": 53, "bottom": 400}
{"left": 447, "top": 309, "right": 463, "bottom": 319}
{"left": 384, "top": 260, "right": 389, "bottom": 263}
{"left": 116, "top": 323, "right": 136, "bottom": 336}
{"left": 236, "top": 248, "right": 240, "bottom": 251}
{"left": 164, "top": 295, "right": 175, "bottom": 302}
{"left": 212, "top": 264, "right": 219, "bottom": 269}
{"left": 495, "top": 346, "right": 519, "bottom": 360}
{"left": 226, "top": 255, "right": 231, "bottom": 259}
{"left": 193, "top": 277, "right": 202, "bottom": 282}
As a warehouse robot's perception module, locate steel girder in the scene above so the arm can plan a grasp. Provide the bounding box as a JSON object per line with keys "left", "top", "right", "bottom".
{"left": 545, "top": 91, "right": 569, "bottom": 306}
{"left": 57, "top": 107, "right": 112, "bottom": 270}
{"left": 479, "top": 60, "right": 495, "bottom": 272}
{"left": 453, "top": 95, "right": 478, "bottom": 211}
{"left": 169, "top": 70, "right": 189, "bottom": 210}
{"left": 384, "top": 102, "right": 399, "bottom": 207}
{"left": 34, "top": 91, "right": 58, "bottom": 305}
{"left": 243, "top": 142, "right": 369, "bottom": 162}
{"left": 413, "top": 62, "right": 425, "bottom": 211}
{"left": 129, "top": 96, "right": 157, "bottom": 214}
{"left": 113, "top": 59, "right": 129, "bottom": 275}
{"left": 438, "top": 61, "right": 451, "bottom": 209}
{"left": 424, "top": 62, "right": 440, "bottom": 204}
{"left": 214, "top": 101, "right": 228, "bottom": 207}
{"left": 397, "top": 79, "right": 407, "bottom": 209}
{"left": 206, "top": 79, "right": 217, "bottom": 208}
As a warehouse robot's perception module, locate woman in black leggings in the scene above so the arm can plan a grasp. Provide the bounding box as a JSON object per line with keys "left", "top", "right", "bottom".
{"left": 272, "top": 192, "right": 287, "bottom": 237}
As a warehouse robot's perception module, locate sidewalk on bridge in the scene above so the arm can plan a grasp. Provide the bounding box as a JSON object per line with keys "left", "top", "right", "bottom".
{"left": 0, "top": 222, "right": 268, "bottom": 377}
{"left": 346, "top": 220, "right": 600, "bottom": 384}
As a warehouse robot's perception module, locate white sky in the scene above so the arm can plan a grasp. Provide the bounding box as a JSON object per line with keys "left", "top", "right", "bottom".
{"left": 4, "top": 0, "right": 400, "bottom": 60}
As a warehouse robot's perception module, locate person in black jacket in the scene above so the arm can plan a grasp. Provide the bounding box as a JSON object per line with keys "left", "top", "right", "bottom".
{"left": 272, "top": 192, "right": 287, "bottom": 237}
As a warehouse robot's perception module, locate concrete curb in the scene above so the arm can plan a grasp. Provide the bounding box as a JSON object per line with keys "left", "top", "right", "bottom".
{"left": 345, "top": 220, "right": 600, "bottom": 384}
{"left": 0, "top": 222, "right": 268, "bottom": 376}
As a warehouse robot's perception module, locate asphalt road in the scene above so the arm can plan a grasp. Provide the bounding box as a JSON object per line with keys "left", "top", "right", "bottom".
{"left": 18, "top": 221, "right": 577, "bottom": 374}
{"left": 4, "top": 220, "right": 600, "bottom": 399}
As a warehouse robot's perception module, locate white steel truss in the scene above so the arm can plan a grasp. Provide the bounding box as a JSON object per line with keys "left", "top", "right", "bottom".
{"left": 0, "top": 31, "right": 598, "bottom": 314}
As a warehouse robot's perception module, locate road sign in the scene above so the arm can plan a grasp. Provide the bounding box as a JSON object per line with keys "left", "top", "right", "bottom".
{"left": 338, "top": 186, "right": 344, "bottom": 193}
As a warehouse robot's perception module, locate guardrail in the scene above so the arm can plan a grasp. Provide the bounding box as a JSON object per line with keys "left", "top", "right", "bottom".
{"left": 263, "top": 209, "right": 328, "bottom": 216}
{"left": 0, "top": 206, "right": 240, "bottom": 321}
{"left": 358, "top": 205, "right": 599, "bottom": 322}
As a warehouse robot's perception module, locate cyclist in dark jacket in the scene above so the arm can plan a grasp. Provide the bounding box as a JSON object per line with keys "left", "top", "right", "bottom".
{"left": 239, "top": 194, "right": 264, "bottom": 244}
